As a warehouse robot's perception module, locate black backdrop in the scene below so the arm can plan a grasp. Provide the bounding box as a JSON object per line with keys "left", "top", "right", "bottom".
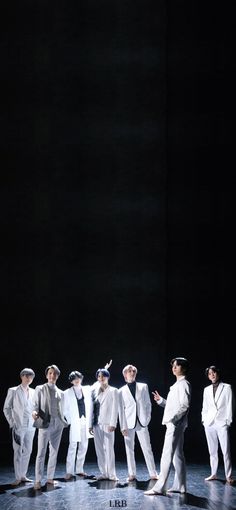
{"left": 1, "top": 1, "right": 235, "bottom": 467}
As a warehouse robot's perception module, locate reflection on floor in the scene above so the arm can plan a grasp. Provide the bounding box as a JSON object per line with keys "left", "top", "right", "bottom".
{"left": 0, "top": 462, "right": 235, "bottom": 510}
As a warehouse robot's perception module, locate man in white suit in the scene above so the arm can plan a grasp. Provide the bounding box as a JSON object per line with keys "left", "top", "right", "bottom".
{"left": 3, "top": 368, "right": 36, "bottom": 486}
{"left": 63, "top": 370, "right": 93, "bottom": 480}
{"left": 89, "top": 368, "right": 119, "bottom": 481}
{"left": 202, "top": 365, "right": 235, "bottom": 484}
{"left": 145, "top": 357, "right": 191, "bottom": 496}
{"left": 118, "top": 364, "right": 158, "bottom": 482}
{"left": 32, "top": 364, "right": 68, "bottom": 490}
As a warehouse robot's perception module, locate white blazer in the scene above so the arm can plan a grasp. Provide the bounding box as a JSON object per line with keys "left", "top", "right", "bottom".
{"left": 201, "top": 382, "right": 234, "bottom": 427}
{"left": 64, "top": 385, "right": 93, "bottom": 442}
{"left": 33, "top": 383, "right": 67, "bottom": 427}
{"left": 3, "top": 385, "right": 35, "bottom": 430}
{"left": 118, "top": 382, "right": 152, "bottom": 430}
{"left": 158, "top": 377, "right": 191, "bottom": 426}
{"left": 90, "top": 385, "right": 119, "bottom": 429}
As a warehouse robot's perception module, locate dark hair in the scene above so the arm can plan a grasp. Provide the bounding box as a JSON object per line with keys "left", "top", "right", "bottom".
{"left": 205, "top": 365, "right": 220, "bottom": 378}
{"left": 68, "top": 370, "right": 84, "bottom": 383}
{"left": 171, "top": 357, "right": 189, "bottom": 374}
{"left": 96, "top": 368, "right": 110, "bottom": 379}
{"left": 20, "top": 368, "right": 35, "bottom": 378}
{"left": 45, "top": 364, "right": 60, "bottom": 377}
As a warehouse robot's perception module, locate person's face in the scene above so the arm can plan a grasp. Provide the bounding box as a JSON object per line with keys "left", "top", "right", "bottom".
{"left": 208, "top": 369, "right": 219, "bottom": 384}
{"left": 46, "top": 368, "right": 59, "bottom": 384}
{"left": 124, "top": 367, "right": 136, "bottom": 383}
{"left": 171, "top": 361, "right": 184, "bottom": 378}
{"left": 21, "top": 374, "right": 34, "bottom": 387}
{"left": 97, "top": 372, "right": 109, "bottom": 387}
{"left": 72, "top": 377, "right": 82, "bottom": 387}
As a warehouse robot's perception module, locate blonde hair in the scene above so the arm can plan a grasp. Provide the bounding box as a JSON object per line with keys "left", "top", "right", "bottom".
{"left": 122, "top": 364, "right": 138, "bottom": 377}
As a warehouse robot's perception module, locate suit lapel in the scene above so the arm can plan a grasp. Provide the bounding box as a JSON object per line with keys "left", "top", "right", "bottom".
{"left": 124, "top": 384, "right": 135, "bottom": 402}
{"left": 135, "top": 382, "right": 140, "bottom": 401}
{"left": 16, "top": 385, "right": 25, "bottom": 406}
{"left": 214, "top": 382, "right": 224, "bottom": 403}
{"left": 98, "top": 386, "right": 109, "bottom": 405}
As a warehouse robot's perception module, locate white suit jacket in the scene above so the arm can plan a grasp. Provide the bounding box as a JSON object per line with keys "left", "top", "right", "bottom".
{"left": 201, "top": 382, "right": 235, "bottom": 427}
{"left": 33, "top": 383, "right": 67, "bottom": 427}
{"left": 3, "top": 385, "right": 35, "bottom": 430}
{"left": 158, "top": 376, "right": 191, "bottom": 427}
{"left": 118, "top": 382, "right": 152, "bottom": 430}
{"left": 90, "top": 385, "right": 119, "bottom": 428}
{"left": 64, "top": 385, "right": 93, "bottom": 442}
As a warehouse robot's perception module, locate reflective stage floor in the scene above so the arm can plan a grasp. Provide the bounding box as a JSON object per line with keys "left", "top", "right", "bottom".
{"left": 0, "top": 462, "right": 235, "bottom": 510}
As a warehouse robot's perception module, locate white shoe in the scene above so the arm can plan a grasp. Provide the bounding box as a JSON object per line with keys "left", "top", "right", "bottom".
{"left": 127, "top": 476, "right": 136, "bottom": 482}
{"left": 205, "top": 475, "right": 217, "bottom": 481}
{"left": 144, "top": 489, "right": 164, "bottom": 495}
{"left": 167, "top": 487, "right": 186, "bottom": 494}
{"left": 47, "top": 479, "right": 58, "bottom": 486}
{"left": 34, "top": 482, "right": 42, "bottom": 490}
{"left": 150, "top": 474, "right": 159, "bottom": 480}
{"left": 11, "top": 479, "right": 22, "bottom": 487}
{"left": 21, "top": 477, "right": 33, "bottom": 483}
{"left": 64, "top": 474, "right": 74, "bottom": 480}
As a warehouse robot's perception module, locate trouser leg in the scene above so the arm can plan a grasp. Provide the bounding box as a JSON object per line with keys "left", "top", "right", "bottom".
{"left": 12, "top": 429, "right": 23, "bottom": 480}
{"left": 204, "top": 425, "right": 219, "bottom": 476}
{"left": 217, "top": 425, "right": 232, "bottom": 479}
{"left": 94, "top": 425, "right": 106, "bottom": 477}
{"left": 66, "top": 441, "right": 78, "bottom": 475}
{"left": 21, "top": 428, "right": 35, "bottom": 478}
{"left": 103, "top": 428, "right": 116, "bottom": 479}
{"left": 35, "top": 428, "right": 50, "bottom": 482}
{"left": 46, "top": 419, "right": 64, "bottom": 480}
{"left": 151, "top": 423, "right": 178, "bottom": 493}
{"left": 75, "top": 418, "right": 89, "bottom": 473}
{"left": 172, "top": 427, "right": 186, "bottom": 491}
{"left": 123, "top": 429, "right": 136, "bottom": 477}
{"left": 136, "top": 425, "right": 157, "bottom": 477}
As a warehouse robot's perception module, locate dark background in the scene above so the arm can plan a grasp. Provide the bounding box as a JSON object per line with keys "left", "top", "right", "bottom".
{"left": 1, "top": 1, "right": 235, "bottom": 468}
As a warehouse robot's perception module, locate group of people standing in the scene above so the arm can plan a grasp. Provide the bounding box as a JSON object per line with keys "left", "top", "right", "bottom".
{"left": 3, "top": 357, "right": 235, "bottom": 496}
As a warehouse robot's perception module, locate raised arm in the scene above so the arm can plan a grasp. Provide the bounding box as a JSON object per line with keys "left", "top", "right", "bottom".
{"left": 104, "top": 359, "right": 112, "bottom": 370}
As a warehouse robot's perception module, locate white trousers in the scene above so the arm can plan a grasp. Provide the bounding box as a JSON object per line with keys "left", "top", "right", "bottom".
{"left": 152, "top": 422, "right": 187, "bottom": 493}
{"left": 35, "top": 417, "right": 64, "bottom": 482}
{"left": 123, "top": 423, "right": 157, "bottom": 477}
{"left": 12, "top": 427, "right": 35, "bottom": 480}
{"left": 93, "top": 424, "right": 116, "bottom": 479}
{"left": 204, "top": 423, "right": 232, "bottom": 479}
{"left": 66, "top": 416, "right": 88, "bottom": 475}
